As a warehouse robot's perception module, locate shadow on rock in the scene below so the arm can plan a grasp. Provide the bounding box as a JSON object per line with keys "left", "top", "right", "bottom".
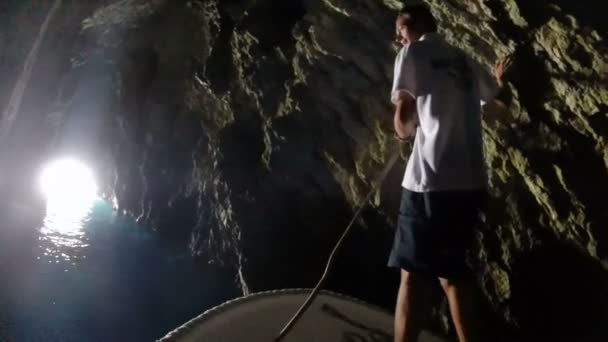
{"left": 510, "top": 239, "right": 608, "bottom": 342}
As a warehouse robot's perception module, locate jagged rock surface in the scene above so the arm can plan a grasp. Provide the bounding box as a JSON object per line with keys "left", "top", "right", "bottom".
{"left": 74, "top": 0, "right": 607, "bottom": 339}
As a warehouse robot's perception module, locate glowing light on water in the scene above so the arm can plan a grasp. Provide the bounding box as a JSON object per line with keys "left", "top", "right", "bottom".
{"left": 39, "top": 158, "right": 98, "bottom": 262}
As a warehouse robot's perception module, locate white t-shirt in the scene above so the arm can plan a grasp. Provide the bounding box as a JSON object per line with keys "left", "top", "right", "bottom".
{"left": 391, "top": 33, "right": 499, "bottom": 192}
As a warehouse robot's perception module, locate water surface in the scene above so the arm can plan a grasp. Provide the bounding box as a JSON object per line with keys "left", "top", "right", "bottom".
{"left": 0, "top": 199, "right": 235, "bottom": 341}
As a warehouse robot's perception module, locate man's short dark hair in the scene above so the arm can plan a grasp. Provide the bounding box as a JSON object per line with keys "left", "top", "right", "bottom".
{"left": 398, "top": 4, "right": 438, "bottom": 34}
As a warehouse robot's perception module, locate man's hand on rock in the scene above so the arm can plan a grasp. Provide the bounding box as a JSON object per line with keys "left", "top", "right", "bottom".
{"left": 492, "top": 53, "right": 514, "bottom": 88}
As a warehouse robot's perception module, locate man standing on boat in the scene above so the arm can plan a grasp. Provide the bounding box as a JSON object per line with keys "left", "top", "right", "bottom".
{"left": 388, "top": 4, "right": 510, "bottom": 342}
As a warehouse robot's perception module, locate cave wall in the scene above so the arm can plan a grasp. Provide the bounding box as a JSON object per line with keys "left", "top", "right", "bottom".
{"left": 74, "top": 0, "right": 607, "bottom": 339}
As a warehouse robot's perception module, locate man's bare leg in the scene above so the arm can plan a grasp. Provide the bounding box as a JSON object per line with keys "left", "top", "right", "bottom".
{"left": 439, "top": 277, "right": 481, "bottom": 342}
{"left": 394, "top": 270, "right": 434, "bottom": 342}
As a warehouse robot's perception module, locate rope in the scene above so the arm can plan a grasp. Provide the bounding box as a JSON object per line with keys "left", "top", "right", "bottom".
{"left": 274, "top": 151, "right": 401, "bottom": 342}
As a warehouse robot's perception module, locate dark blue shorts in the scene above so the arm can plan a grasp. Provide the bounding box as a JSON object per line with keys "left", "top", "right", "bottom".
{"left": 388, "top": 189, "right": 487, "bottom": 278}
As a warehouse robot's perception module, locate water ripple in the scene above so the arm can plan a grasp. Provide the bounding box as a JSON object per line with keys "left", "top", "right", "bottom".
{"left": 37, "top": 198, "right": 95, "bottom": 264}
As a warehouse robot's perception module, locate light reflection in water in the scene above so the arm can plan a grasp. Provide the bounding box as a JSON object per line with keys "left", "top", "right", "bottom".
{"left": 38, "top": 158, "right": 98, "bottom": 264}
{"left": 39, "top": 197, "right": 95, "bottom": 264}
